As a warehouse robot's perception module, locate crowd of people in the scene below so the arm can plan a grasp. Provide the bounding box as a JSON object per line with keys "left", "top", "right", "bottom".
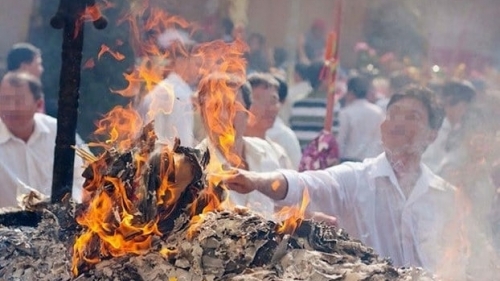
{"left": 2, "top": 15, "right": 500, "bottom": 280}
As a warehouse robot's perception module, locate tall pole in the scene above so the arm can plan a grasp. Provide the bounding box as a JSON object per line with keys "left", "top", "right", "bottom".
{"left": 50, "top": 0, "right": 107, "bottom": 203}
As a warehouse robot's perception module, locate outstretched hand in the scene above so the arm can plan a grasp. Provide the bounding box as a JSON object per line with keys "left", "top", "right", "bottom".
{"left": 214, "top": 169, "right": 289, "bottom": 201}
{"left": 218, "top": 168, "right": 258, "bottom": 194}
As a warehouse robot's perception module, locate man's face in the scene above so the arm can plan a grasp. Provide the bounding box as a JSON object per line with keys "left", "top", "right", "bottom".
{"left": 380, "top": 97, "right": 437, "bottom": 155}
{"left": 0, "top": 80, "right": 40, "bottom": 130}
{"left": 21, "top": 55, "right": 44, "bottom": 78}
{"left": 249, "top": 84, "right": 279, "bottom": 131}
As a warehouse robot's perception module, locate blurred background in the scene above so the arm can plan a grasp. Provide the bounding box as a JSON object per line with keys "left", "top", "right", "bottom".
{"left": 1, "top": 0, "right": 500, "bottom": 139}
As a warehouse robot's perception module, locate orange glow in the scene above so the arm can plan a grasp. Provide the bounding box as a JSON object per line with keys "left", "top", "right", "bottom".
{"left": 83, "top": 58, "right": 96, "bottom": 69}
{"left": 160, "top": 247, "right": 178, "bottom": 258}
{"left": 271, "top": 180, "right": 280, "bottom": 191}
{"left": 275, "top": 188, "right": 310, "bottom": 235}
{"left": 435, "top": 188, "right": 471, "bottom": 280}
{"left": 187, "top": 214, "right": 205, "bottom": 240}
{"left": 98, "top": 0, "right": 116, "bottom": 10}
{"left": 86, "top": 5, "right": 102, "bottom": 22}
{"left": 98, "top": 44, "right": 125, "bottom": 61}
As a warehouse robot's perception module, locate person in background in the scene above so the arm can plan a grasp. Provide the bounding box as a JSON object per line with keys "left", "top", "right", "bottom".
{"left": 376, "top": 72, "right": 414, "bottom": 112}
{"left": 244, "top": 72, "right": 293, "bottom": 170}
{"left": 196, "top": 74, "right": 287, "bottom": 219}
{"left": 222, "top": 86, "right": 493, "bottom": 280}
{"left": 279, "top": 63, "right": 312, "bottom": 125}
{"left": 137, "top": 30, "right": 199, "bottom": 147}
{"left": 423, "top": 81, "right": 499, "bottom": 276}
{"left": 221, "top": 17, "right": 235, "bottom": 43}
{"left": 337, "top": 75, "right": 385, "bottom": 162}
{"left": 6, "top": 43, "right": 45, "bottom": 113}
{"left": 290, "top": 62, "right": 341, "bottom": 149}
{"left": 270, "top": 47, "right": 288, "bottom": 78}
{"left": 246, "top": 33, "right": 271, "bottom": 74}
{"left": 422, "top": 80, "right": 476, "bottom": 174}
{"left": 303, "top": 19, "right": 327, "bottom": 62}
{"left": 266, "top": 74, "right": 302, "bottom": 170}
{"left": 0, "top": 72, "right": 85, "bottom": 207}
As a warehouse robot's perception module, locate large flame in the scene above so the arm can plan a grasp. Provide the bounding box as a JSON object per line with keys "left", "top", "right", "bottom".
{"left": 72, "top": 0, "right": 248, "bottom": 276}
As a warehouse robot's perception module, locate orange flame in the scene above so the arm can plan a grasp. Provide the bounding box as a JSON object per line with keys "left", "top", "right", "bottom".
{"left": 72, "top": 176, "right": 161, "bottom": 275}
{"left": 275, "top": 188, "right": 310, "bottom": 235}
{"left": 91, "top": 105, "right": 143, "bottom": 151}
{"left": 195, "top": 39, "right": 248, "bottom": 167}
{"left": 74, "top": 4, "right": 104, "bottom": 38}
{"left": 98, "top": 44, "right": 125, "bottom": 61}
{"left": 73, "top": 1, "right": 249, "bottom": 276}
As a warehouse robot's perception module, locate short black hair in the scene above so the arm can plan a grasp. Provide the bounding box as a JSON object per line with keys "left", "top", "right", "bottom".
{"left": 347, "top": 76, "right": 370, "bottom": 99}
{"left": 240, "top": 81, "right": 252, "bottom": 109}
{"left": 221, "top": 18, "right": 234, "bottom": 35}
{"left": 2, "top": 72, "right": 44, "bottom": 100}
{"left": 306, "top": 61, "right": 324, "bottom": 90}
{"left": 7, "top": 43, "right": 41, "bottom": 71}
{"left": 273, "top": 47, "right": 288, "bottom": 67}
{"left": 272, "top": 74, "right": 288, "bottom": 103}
{"left": 294, "top": 63, "right": 309, "bottom": 80}
{"left": 247, "top": 72, "right": 279, "bottom": 89}
{"left": 441, "top": 80, "right": 476, "bottom": 106}
{"left": 387, "top": 85, "right": 445, "bottom": 130}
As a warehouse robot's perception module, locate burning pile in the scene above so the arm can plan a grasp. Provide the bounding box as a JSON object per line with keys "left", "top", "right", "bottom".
{"left": 0, "top": 124, "right": 436, "bottom": 280}
{"left": 72, "top": 122, "right": 217, "bottom": 275}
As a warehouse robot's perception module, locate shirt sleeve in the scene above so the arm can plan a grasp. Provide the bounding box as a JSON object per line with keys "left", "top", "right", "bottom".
{"left": 277, "top": 164, "right": 359, "bottom": 217}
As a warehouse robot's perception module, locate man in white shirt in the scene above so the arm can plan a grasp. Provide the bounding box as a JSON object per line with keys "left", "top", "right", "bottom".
{"left": 0, "top": 72, "right": 85, "bottom": 207}
{"left": 222, "top": 86, "right": 488, "bottom": 279}
{"left": 244, "top": 73, "right": 294, "bottom": 170}
{"left": 6, "top": 43, "right": 45, "bottom": 113}
{"left": 337, "top": 76, "right": 385, "bottom": 162}
{"left": 196, "top": 75, "right": 289, "bottom": 219}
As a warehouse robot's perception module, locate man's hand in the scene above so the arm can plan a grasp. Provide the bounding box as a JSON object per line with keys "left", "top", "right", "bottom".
{"left": 220, "top": 169, "right": 289, "bottom": 201}
{"left": 220, "top": 169, "right": 258, "bottom": 194}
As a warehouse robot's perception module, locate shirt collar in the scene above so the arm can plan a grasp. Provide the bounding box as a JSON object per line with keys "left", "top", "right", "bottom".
{"left": 369, "top": 152, "right": 448, "bottom": 192}
{"left": 0, "top": 113, "right": 51, "bottom": 144}
{"left": 0, "top": 118, "right": 11, "bottom": 144}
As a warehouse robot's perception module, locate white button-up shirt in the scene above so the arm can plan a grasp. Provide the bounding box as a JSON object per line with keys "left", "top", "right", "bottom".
{"left": 0, "top": 113, "right": 85, "bottom": 207}
{"left": 337, "top": 99, "right": 385, "bottom": 160}
{"left": 279, "top": 153, "right": 466, "bottom": 277}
